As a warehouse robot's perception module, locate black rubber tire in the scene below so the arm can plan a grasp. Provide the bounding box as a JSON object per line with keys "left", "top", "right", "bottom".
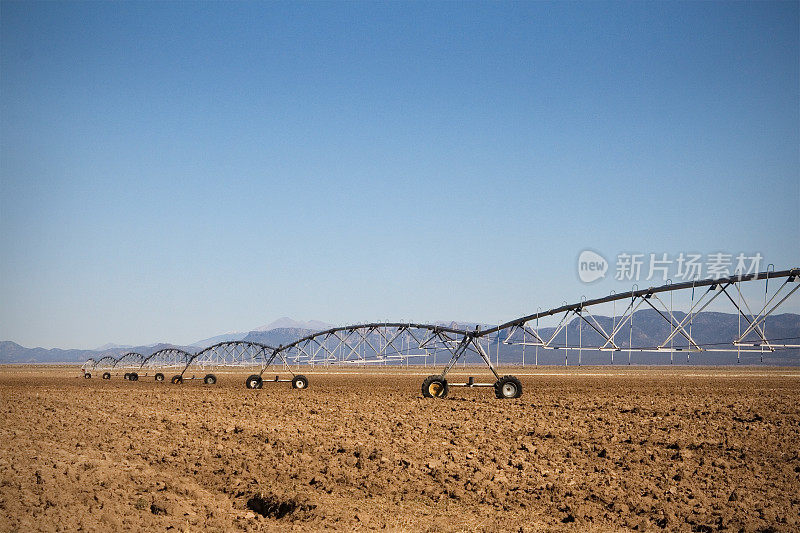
{"left": 494, "top": 375, "right": 523, "bottom": 399}
{"left": 84, "top": 372, "right": 91, "bottom": 379}
{"left": 245, "top": 374, "right": 263, "bottom": 389}
{"left": 203, "top": 374, "right": 217, "bottom": 385}
{"left": 123, "top": 373, "right": 130, "bottom": 380}
{"left": 102, "top": 372, "right": 111, "bottom": 380}
{"left": 154, "top": 373, "right": 165, "bottom": 382}
{"left": 129, "top": 372, "right": 138, "bottom": 381}
{"left": 421, "top": 375, "right": 449, "bottom": 398}
{"left": 171, "top": 374, "right": 183, "bottom": 384}
{"left": 291, "top": 375, "right": 309, "bottom": 390}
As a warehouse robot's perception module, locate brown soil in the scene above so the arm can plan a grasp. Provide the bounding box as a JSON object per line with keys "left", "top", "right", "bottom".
{"left": 1, "top": 366, "right": 799, "bottom": 532}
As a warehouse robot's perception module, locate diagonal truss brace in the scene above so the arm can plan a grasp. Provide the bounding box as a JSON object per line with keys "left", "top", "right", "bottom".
{"left": 729, "top": 277, "right": 800, "bottom": 348}
{"left": 439, "top": 334, "right": 500, "bottom": 380}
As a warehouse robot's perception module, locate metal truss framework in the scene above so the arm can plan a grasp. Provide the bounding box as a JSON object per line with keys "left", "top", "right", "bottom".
{"left": 259, "top": 323, "right": 492, "bottom": 374}
{"left": 80, "top": 268, "right": 798, "bottom": 395}
{"left": 140, "top": 348, "right": 194, "bottom": 373}
{"left": 188, "top": 341, "right": 287, "bottom": 374}
{"left": 115, "top": 352, "right": 145, "bottom": 370}
{"left": 82, "top": 342, "right": 286, "bottom": 381}
{"left": 485, "top": 268, "right": 800, "bottom": 367}
{"left": 93, "top": 355, "right": 119, "bottom": 372}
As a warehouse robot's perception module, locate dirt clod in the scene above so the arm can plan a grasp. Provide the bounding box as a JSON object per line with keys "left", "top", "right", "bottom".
{"left": 246, "top": 495, "right": 304, "bottom": 520}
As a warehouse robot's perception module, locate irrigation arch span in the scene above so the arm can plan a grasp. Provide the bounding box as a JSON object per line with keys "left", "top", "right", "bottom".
{"left": 82, "top": 267, "right": 799, "bottom": 398}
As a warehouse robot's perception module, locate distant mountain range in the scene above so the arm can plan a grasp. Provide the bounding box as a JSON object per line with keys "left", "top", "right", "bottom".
{"left": 93, "top": 343, "right": 135, "bottom": 351}
{"left": 189, "top": 317, "right": 334, "bottom": 347}
{"left": 254, "top": 317, "right": 333, "bottom": 332}
{"left": 0, "top": 317, "right": 332, "bottom": 364}
{"left": 1, "top": 313, "right": 798, "bottom": 365}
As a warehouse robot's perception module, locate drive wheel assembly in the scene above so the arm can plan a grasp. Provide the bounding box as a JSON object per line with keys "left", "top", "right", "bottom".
{"left": 291, "top": 375, "right": 309, "bottom": 389}
{"left": 494, "top": 375, "right": 523, "bottom": 399}
{"left": 421, "top": 375, "right": 449, "bottom": 398}
{"left": 246, "top": 374, "right": 263, "bottom": 389}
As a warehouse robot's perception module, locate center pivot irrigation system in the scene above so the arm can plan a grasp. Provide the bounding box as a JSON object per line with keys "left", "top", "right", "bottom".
{"left": 82, "top": 268, "right": 800, "bottom": 399}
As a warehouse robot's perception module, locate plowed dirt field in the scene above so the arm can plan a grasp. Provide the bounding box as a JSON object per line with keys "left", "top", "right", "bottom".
{"left": 1, "top": 366, "right": 799, "bottom": 531}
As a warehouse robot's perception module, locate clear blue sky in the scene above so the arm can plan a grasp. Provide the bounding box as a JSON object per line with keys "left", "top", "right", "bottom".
{"left": 1, "top": 1, "right": 798, "bottom": 349}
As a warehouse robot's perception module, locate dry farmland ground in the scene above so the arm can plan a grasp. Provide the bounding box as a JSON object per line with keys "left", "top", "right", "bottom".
{"left": 1, "top": 366, "right": 799, "bottom": 532}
